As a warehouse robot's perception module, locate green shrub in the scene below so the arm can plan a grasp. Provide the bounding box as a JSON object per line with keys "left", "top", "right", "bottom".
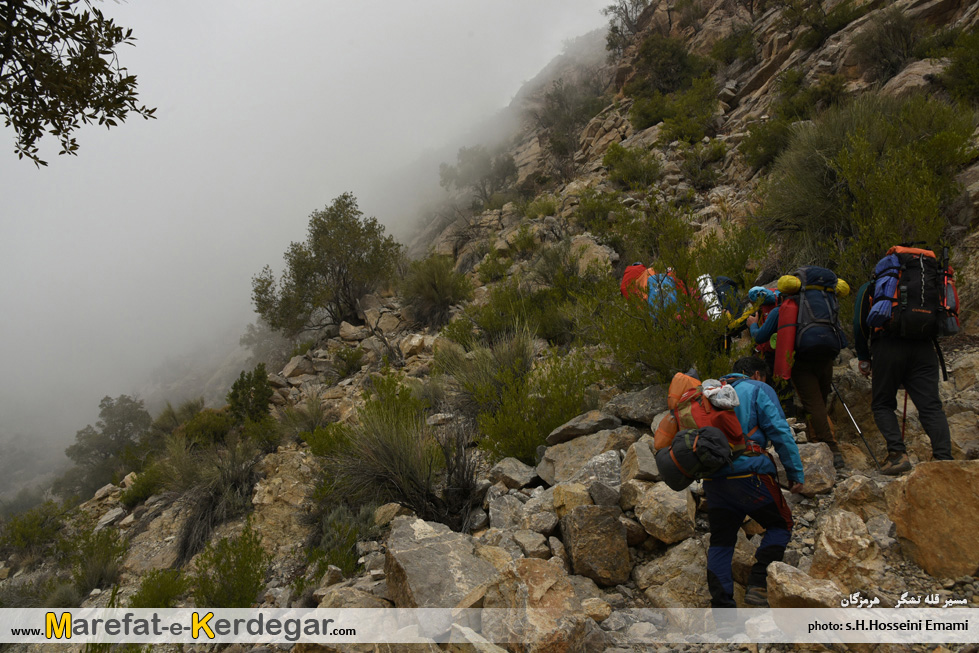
{"left": 310, "top": 505, "right": 378, "bottom": 576}
{"left": 1, "top": 500, "right": 65, "bottom": 557}
{"left": 477, "top": 248, "right": 512, "bottom": 284}
{"left": 302, "top": 423, "right": 351, "bottom": 457}
{"left": 629, "top": 92, "right": 673, "bottom": 131}
{"left": 435, "top": 328, "right": 535, "bottom": 419}
{"left": 280, "top": 397, "right": 332, "bottom": 441}
{"left": 603, "top": 142, "right": 662, "bottom": 190}
{"left": 176, "top": 436, "right": 260, "bottom": 564}
{"left": 44, "top": 581, "right": 83, "bottom": 608}
{"left": 574, "top": 189, "right": 629, "bottom": 238}
{"left": 176, "top": 409, "right": 234, "bottom": 446}
{"left": 510, "top": 224, "right": 539, "bottom": 259}
{"left": 129, "top": 568, "right": 188, "bottom": 608}
{"left": 740, "top": 72, "right": 847, "bottom": 170}
{"left": 334, "top": 346, "right": 366, "bottom": 379}
{"left": 227, "top": 363, "right": 274, "bottom": 423}
{"left": 740, "top": 118, "right": 793, "bottom": 171}
{"left": 191, "top": 521, "right": 269, "bottom": 608}
{"left": 760, "top": 92, "right": 976, "bottom": 285}
{"left": 72, "top": 527, "right": 126, "bottom": 595}
{"left": 447, "top": 279, "right": 573, "bottom": 346}
{"left": 659, "top": 76, "right": 719, "bottom": 144}
{"left": 777, "top": 0, "right": 867, "bottom": 50}
{"left": 850, "top": 8, "right": 921, "bottom": 82}
{"left": 941, "top": 30, "right": 979, "bottom": 103}
{"left": 681, "top": 139, "right": 728, "bottom": 190}
{"left": 525, "top": 195, "right": 558, "bottom": 219}
{"left": 401, "top": 254, "right": 474, "bottom": 327}
{"left": 320, "top": 375, "right": 444, "bottom": 521}
{"left": 243, "top": 415, "right": 281, "bottom": 453}
{"left": 625, "top": 34, "right": 713, "bottom": 98}
{"left": 477, "top": 350, "right": 601, "bottom": 463}
{"left": 531, "top": 76, "right": 608, "bottom": 180}
{"left": 120, "top": 463, "right": 165, "bottom": 508}
{"left": 711, "top": 25, "right": 757, "bottom": 65}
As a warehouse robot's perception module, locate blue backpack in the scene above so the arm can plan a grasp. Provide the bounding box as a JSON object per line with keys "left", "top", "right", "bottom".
{"left": 793, "top": 266, "right": 848, "bottom": 356}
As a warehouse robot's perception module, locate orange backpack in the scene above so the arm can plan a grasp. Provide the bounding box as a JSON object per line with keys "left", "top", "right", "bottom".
{"left": 653, "top": 373, "right": 748, "bottom": 455}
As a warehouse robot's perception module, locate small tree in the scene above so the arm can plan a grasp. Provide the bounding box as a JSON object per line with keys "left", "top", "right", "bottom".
{"left": 603, "top": 0, "right": 652, "bottom": 58}
{"left": 439, "top": 145, "right": 517, "bottom": 210}
{"left": 252, "top": 193, "right": 402, "bottom": 336}
{"left": 0, "top": 0, "right": 156, "bottom": 165}
{"left": 227, "top": 364, "right": 274, "bottom": 424}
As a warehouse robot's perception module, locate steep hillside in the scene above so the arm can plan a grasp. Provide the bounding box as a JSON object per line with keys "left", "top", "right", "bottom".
{"left": 4, "top": 2, "right": 979, "bottom": 651}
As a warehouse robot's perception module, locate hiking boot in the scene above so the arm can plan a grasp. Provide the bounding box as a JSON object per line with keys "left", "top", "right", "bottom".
{"left": 832, "top": 452, "right": 845, "bottom": 470}
{"left": 880, "top": 452, "right": 911, "bottom": 476}
{"left": 744, "top": 586, "right": 769, "bottom": 607}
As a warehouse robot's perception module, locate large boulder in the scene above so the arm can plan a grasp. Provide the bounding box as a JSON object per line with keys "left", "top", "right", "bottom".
{"left": 639, "top": 538, "right": 711, "bottom": 617}
{"left": 603, "top": 385, "right": 669, "bottom": 424}
{"left": 887, "top": 460, "right": 979, "bottom": 577}
{"left": 560, "top": 505, "right": 631, "bottom": 587}
{"left": 481, "top": 558, "right": 600, "bottom": 653}
{"left": 635, "top": 482, "right": 696, "bottom": 544}
{"left": 545, "top": 410, "right": 621, "bottom": 445}
{"left": 621, "top": 440, "right": 661, "bottom": 483}
{"left": 569, "top": 450, "right": 622, "bottom": 490}
{"left": 767, "top": 562, "right": 840, "bottom": 608}
{"left": 947, "top": 411, "right": 979, "bottom": 459}
{"left": 797, "top": 442, "right": 836, "bottom": 495}
{"left": 810, "top": 510, "right": 885, "bottom": 592}
{"left": 488, "top": 493, "right": 525, "bottom": 531}
{"left": 552, "top": 482, "right": 592, "bottom": 518}
{"left": 537, "top": 427, "right": 640, "bottom": 486}
{"left": 488, "top": 458, "right": 537, "bottom": 490}
{"left": 384, "top": 517, "right": 501, "bottom": 608}
{"left": 879, "top": 58, "right": 946, "bottom": 99}
{"left": 832, "top": 474, "right": 887, "bottom": 522}
{"left": 633, "top": 537, "right": 704, "bottom": 591}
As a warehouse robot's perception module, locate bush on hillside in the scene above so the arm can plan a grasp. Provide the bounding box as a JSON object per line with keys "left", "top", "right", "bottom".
{"left": 191, "top": 521, "right": 269, "bottom": 608}
{"left": 681, "top": 139, "right": 727, "bottom": 190}
{"left": 129, "top": 568, "right": 187, "bottom": 608}
{"left": 531, "top": 75, "right": 608, "bottom": 180}
{"left": 477, "top": 350, "right": 601, "bottom": 464}
{"left": 401, "top": 254, "right": 474, "bottom": 328}
{"left": 603, "top": 142, "right": 662, "bottom": 190}
{"left": 524, "top": 194, "right": 558, "bottom": 219}
{"left": 334, "top": 346, "right": 366, "bottom": 379}
{"left": 941, "top": 30, "right": 979, "bottom": 103}
{"left": 760, "top": 92, "right": 976, "bottom": 285}
{"left": 0, "top": 501, "right": 66, "bottom": 558}
{"left": 659, "top": 76, "right": 719, "bottom": 143}
{"left": 280, "top": 397, "right": 333, "bottom": 441}
{"left": 227, "top": 364, "right": 274, "bottom": 424}
{"left": 176, "top": 408, "right": 234, "bottom": 446}
{"left": 71, "top": 526, "right": 126, "bottom": 595}
{"left": 120, "top": 463, "right": 165, "bottom": 508}
{"left": 774, "top": 0, "right": 868, "bottom": 50}
{"left": 626, "top": 34, "right": 713, "bottom": 98}
{"left": 477, "top": 248, "right": 511, "bottom": 284}
{"left": 444, "top": 279, "right": 575, "bottom": 346}
{"left": 302, "top": 423, "right": 350, "bottom": 457}
{"left": 711, "top": 25, "right": 757, "bottom": 65}
{"left": 851, "top": 8, "right": 921, "bottom": 82}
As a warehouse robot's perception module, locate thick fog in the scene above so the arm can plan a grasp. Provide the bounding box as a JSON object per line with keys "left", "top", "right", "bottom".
{"left": 0, "top": 0, "right": 610, "bottom": 487}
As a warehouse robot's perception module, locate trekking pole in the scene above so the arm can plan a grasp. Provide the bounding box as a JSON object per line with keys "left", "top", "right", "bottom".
{"left": 901, "top": 392, "right": 908, "bottom": 442}
{"left": 830, "top": 382, "right": 881, "bottom": 470}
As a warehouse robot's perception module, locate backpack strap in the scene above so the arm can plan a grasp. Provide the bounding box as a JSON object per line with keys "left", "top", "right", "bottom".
{"left": 934, "top": 338, "right": 949, "bottom": 382}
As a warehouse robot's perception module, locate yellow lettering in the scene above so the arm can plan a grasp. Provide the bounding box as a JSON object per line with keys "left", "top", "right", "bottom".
{"left": 46, "top": 612, "right": 71, "bottom": 640}
{"left": 193, "top": 612, "right": 214, "bottom": 639}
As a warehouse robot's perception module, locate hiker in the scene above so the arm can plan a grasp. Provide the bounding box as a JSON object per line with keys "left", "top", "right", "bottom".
{"left": 747, "top": 267, "right": 849, "bottom": 469}
{"left": 620, "top": 263, "right": 703, "bottom": 322}
{"left": 852, "top": 246, "right": 958, "bottom": 474}
{"left": 742, "top": 285, "right": 796, "bottom": 417}
{"left": 704, "top": 356, "right": 805, "bottom": 609}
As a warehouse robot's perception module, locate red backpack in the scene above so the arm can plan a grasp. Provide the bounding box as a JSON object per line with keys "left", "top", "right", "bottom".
{"left": 653, "top": 373, "right": 747, "bottom": 456}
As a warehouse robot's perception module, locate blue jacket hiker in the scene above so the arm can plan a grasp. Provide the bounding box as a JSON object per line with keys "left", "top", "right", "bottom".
{"left": 703, "top": 357, "right": 805, "bottom": 609}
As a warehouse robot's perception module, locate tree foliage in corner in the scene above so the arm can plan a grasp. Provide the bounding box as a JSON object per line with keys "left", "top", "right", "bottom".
{"left": 439, "top": 145, "right": 517, "bottom": 210}
{"left": 251, "top": 193, "right": 402, "bottom": 337}
{"left": 0, "top": 0, "right": 156, "bottom": 165}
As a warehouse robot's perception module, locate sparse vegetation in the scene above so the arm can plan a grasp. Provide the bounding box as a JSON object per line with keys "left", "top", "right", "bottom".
{"left": 531, "top": 74, "right": 609, "bottom": 180}
{"left": 334, "top": 346, "right": 366, "bottom": 379}
{"left": 400, "top": 254, "right": 474, "bottom": 327}
{"left": 129, "top": 568, "right": 188, "bottom": 608}
{"left": 227, "top": 363, "right": 274, "bottom": 424}
{"left": 603, "top": 142, "right": 662, "bottom": 190}
{"left": 0, "top": 500, "right": 66, "bottom": 558}
{"left": 851, "top": 8, "right": 921, "bottom": 82}
{"left": 711, "top": 25, "right": 757, "bottom": 65}
{"left": 439, "top": 145, "right": 517, "bottom": 211}
{"left": 524, "top": 194, "right": 558, "bottom": 219}
{"left": 760, "top": 92, "right": 976, "bottom": 284}
{"left": 941, "top": 30, "right": 979, "bottom": 104}
{"left": 177, "top": 408, "right": 235, "bottom": 445}
{"left": 71, "top": 526, "right": 126, "bottom": 595}
{"left": 477, "top": 248, "right": 512, "bottom": 284}
{"left": 191, "top": 521, "right": 269, "bottom": 608}
{"left": 120, "top": 463, "right": 165, "bottom": 508}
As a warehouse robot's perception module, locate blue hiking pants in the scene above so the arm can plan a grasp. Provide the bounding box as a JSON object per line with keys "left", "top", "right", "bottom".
{"left": 704, "top": 473, "right": 794, "bottom": 608}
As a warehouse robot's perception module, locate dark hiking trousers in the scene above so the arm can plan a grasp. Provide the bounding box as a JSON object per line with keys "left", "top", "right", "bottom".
{"left": 791, "top": 355, "right": 839, "bottom": 452}
{"left": 871, "top": 336, "right": 952, "bottom": 460}
{"left": 705, "top": 474, "right": 794, "bottom": 608}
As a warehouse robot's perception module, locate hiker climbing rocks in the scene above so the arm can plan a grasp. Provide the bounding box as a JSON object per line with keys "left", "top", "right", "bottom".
{"left": 620, "top": 263, "right": 705, "bottom": 323}
{"left": 853, "top": 246, "right": 959, "bottom": 475}
{"left": 703, "top": 356, "right": 805, "bottom": 609}
{"left": 742, "top": 285, "right": 796, "bottom": 417}
{"left": 747, "top": 267, "right": 849, "bottom": 469}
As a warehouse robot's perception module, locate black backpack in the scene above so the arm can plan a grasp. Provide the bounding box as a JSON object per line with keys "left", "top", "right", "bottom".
{"left": 791, "top": 266, "right": 848, "bottom": 357}
{"left": 868, "top": 246, "right": 959, "bottom": 340}
{"left": 655, "top": 426, "right": 733, "bottom": 491}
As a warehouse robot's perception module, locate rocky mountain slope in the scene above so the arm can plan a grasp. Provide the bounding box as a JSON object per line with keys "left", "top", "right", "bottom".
{"left": 5, "top": 1, "right": 979, "bottom": 652}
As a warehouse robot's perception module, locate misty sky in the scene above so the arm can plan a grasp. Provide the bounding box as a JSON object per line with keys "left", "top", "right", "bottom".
{"left": 0, "top": 1, "right": 610, "bottom": 443}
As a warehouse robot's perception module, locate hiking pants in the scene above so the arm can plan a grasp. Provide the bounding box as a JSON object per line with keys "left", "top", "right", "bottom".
{"left": 791, "top": 355, "right": 838, "bottom": 452}
{"left": 871, "top": 336, "right": 952, "bottom": 460}
{"left": 704, "top": 474, "right": 794, "bottom": 608}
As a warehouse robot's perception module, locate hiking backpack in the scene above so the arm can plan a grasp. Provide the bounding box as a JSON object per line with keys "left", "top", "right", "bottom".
{"left": 779, "top": 266, "right": 848, "bottom": 357}
{"left": 867, "top": 246, "right": 960, "bottom": 339}
{"left": 653, "top": 372, "right": 747, "bottom": 456}
{"left": 655, "top": 426, "right": 733, "bottom": 491}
